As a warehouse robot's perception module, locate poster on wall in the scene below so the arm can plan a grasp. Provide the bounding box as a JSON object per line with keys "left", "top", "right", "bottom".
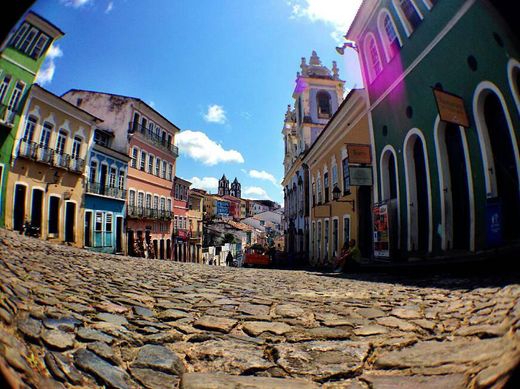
{"left": 373, "top": 202, "right": 390, "bottom": 258}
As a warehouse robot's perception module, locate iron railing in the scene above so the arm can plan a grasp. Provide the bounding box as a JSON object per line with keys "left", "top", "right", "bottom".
{"left": 127, "top": 205, "right": 173, "bottom": 220}
{"left": 18, "top": 139, "right": 85, "bottom": 174}
{"left": 128, "top": 121, "right": 179, "bottom": 158}
{"left": 85, "top": 181, "right": 127, "bottom": 200}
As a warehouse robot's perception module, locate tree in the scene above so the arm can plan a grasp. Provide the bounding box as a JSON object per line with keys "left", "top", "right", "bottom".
{"left": 223, "top": 233, "right": 237, "bottom": 244}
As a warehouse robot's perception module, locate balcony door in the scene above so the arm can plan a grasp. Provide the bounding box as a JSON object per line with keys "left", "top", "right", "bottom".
{"left": 99, "top": 164, "right": 108, "bottom": 195}
{"left": 31, "top": 189, "right": 44, "bottom": 231}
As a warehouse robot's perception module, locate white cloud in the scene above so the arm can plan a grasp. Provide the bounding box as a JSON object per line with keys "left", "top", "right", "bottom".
{"left": 189, "top": 176, "right": 219, "bottom": 192}
{"left": 288, "top": 0, "right": 363, "bottom": 42}
{"left": 248, "top": 169, "right": 279, "bottom": 186}
{"left": 35, "top": 44, "right": 63, "bottom": 86}
{"left": 175, "top": 130, "right": 244, "bottom": 166}
{"left": 60, "top": 0, "right": 92, "bottom": 8}
{"left": 244, "top": 186, "right": 272, "bottom": 200}
{"left": 105, "top": 1, "right": 114, "bottom": 13}
{"left": 203, "top": 104, "right": 227, "bottom": 124}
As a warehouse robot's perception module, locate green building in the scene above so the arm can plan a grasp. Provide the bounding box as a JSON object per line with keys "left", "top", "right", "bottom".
{"left": 0, "top": 11, "right": 63, "bottom": 226}
{"left": 343, "top": 0, "right": 519, "bottom": 259}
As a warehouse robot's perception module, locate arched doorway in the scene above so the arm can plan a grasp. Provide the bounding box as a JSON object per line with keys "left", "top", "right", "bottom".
{"left": 435, "top": 120, "right": 472, "bottom": 251}
{"left": 380, "top": 146, "right": 400, "bottom": 251}
{"left": 482, "top": 92, "right": 519, "bottom": 240}
{"left": 404, "top": 131, "right": 431, "bottom": 253}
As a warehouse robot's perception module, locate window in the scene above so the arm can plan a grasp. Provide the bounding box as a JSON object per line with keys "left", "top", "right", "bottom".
{"left": 154, "top": 195, "right": 159, "bottom": 210}
{"left": 95, "top": 211, "right": 103, "bottom": 247}
{"left": 55, "top": 130, "right": 67, "bottom": 155}
{"left": 131, "top": 147, "right": 138, "bottom": 168}
{"left": 167, "top": 198, "right": 172, "bottom": 212}
{"left": 94, "top": 130, "right": 109, "bottom": 146}
{"left": 0, "top": 75, "right": 11, "bottom": 103}
{"left": 365, "top": 35, "right": 383, "bottom": 82}
{"left": 137, "top": 192, "right": 144, "bottom": 209}
{"left": 109, "top": 167, "right": 116, "bottom": 188}
{"left": 324, "top": 172, "right": 329, "bottom": 203}
{"left": 167, "top": 164, "right": 173, "bottom": 181}
{"left": 160, "top": 197, "right": 166, "bottom": 211}
{"left": 333, "top": 219, "right": 339, "bottom": 255}
{"left": 317, "top": 175, "right": 322, "bottom": 204}
{"left": 89, "top": 161, "right": 97, "bottom": 183}
{"left": 382, "top": 14, "right": 400, "bottom": 60}
{"left": 10, "top": 23, "right": 29, "bottom": 48}
{"left": 118, "top": 170, "right": 125, "bottom": 190}
{"left": 40, "top": 122, "right": 52, "bottom": 148}
{"left": 394, "top": 0, "right": 422, "bottom": 35}
{"left": 140, "top": 150, "right": 147, "bottom": 171}
{"left": 155, "top": 157, "right": 160, "bottom": 176}
{"left": 19, "top": 27, "right": 38, "bottom": 53}
{"left": 148, "top": 154, "right": 154, "bottom": 173}
{"left": 343, "top": 216, "right": 351, "bottom": 247}
{"left": 342, "top": 158, "right": 350, "bottom": 195}
{"left": 146, "top": 193, "right": 152, "bottom": 209}
{"left": 324, "top": 219, "right": 329, "bottom": 257}
{"left": 129, "top": 190, "right": 136, "bottom": 206}
{"left": 161, "top": 160, "right": 167, "bottom": 178}
{"left": 30, "top": 34, "right": 49, "bottom": 59}
{"left": 22, "top": 115, "right": 37, "bottom": 142}
{"left": 8, "top": 82, "right": 24, "bottom": 113}
{"left": 312, "top": 181, "right": 316, "bottom": 206}
{"left": 71, "top": 137, "right": 81, "bottom": 160}
{"left": 105, "top": 213, "right": 113, "bottom": 246}
{"left": 316, "top": 91, "right": 331, "bottom": 118}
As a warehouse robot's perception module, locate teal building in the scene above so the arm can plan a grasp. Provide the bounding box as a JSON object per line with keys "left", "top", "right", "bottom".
{"left": 0, "top": 11, "right": 63, "bottom": 226}
{"left": 344, "top": 0, "right": 519, "bottom": 259}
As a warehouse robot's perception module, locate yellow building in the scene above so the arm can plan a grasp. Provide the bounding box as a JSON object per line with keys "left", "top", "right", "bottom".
{"left": 5, "top": 84, "right": 99, "bottom": 247}
{"left": 188, "top": 189, "right": 204, "bottom": 262}
{"left": 303, "top": 89, "right": 371, "bottom": 265}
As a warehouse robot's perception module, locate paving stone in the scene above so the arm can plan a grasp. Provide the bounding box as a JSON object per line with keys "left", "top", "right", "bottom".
{"left": 242, "top": 321, "right": 293, "bottom": 336}
{"left": 18, "top": 317, "right": 42, "bottom": 340}
{"left": 130, "top": 367, "right": 180, "bottom": 389}
{"left": 361, "top": 373, "right": 467, "bottom": 389}
{"left": 157, "top": 309, "right": 189, "bottom": 321}
{"left": 77, "top": 327, "right": 115, "bottom": 344}
{"left": 88, "top": 341, "right": 118, "bottom": 363}
{"left": 41, "top": 328, "right": 75, "bottom": 350}
{"left": 353, "top": 324, "right": 389, "bottom": 336}
{"left": 180, "top": 372, "right": 319, "bottom": 389}
{"left": 75, "top": 348, "right": 133, "bottom": 389}
{"left": 133, "top": 306, "right": 155, "bottom": 317}
{"left": 132, "top": 344, "right": 185, "bottom": 375}
{"left": 43, "top": 317, "right": 81, "bottom": 332}
{"left": 193, "top": 315, "right": 237, "bottom": 333}
{"left": 95, "top": 313, "right": 129, "bottom": 326}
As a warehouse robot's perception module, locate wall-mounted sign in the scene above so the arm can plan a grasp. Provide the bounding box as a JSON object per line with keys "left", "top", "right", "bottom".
{"left": 349, "top": 166, "right": 373, "bottom": 186}
{"left": 373, "top": 203, "right": 390, "bottom": 258}
{"left": 347, "top": 144, "right": 371, "bottom": 164}
{"left": 433, "top": 88, "right": 470, "bottom": 128}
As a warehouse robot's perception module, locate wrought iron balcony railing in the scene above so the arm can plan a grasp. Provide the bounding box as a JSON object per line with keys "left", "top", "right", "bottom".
{"left": 0, "top": 103, "right": 17, "bottom": 126}
{"left": 127, "top": 205, "right": 173, "bottom": 220}
{"left": 128, "top": 121, "right": 179, "bottom": 158}
{"left": 18, "top": 139, "right": 85, "bottom": 174}
{"left": 86, "top": 181, "right": 127, "bottom": 200}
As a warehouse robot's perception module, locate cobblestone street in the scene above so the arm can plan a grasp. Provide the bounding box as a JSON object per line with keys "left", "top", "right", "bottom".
{"left": 0, "top": 228, "right": 519, "bottom": 388}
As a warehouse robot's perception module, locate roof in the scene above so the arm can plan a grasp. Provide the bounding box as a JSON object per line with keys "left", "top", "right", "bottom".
{"left": 61, "top": 89, "right": 181, "bottom": 132}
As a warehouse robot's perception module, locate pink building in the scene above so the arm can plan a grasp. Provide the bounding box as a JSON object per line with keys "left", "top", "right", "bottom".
{"left": 173, "top": 176, "right": 190, "bottom": 261}
{"left": 61, "top": 90, "right": 179, "bottom": 259}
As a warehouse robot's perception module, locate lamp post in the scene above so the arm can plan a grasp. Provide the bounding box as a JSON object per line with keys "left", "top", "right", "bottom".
{"left": 335, "top": 39, "right": 358, "bottom": 55}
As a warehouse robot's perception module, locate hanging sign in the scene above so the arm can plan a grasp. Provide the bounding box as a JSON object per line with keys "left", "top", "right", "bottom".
{"left": 349, "top": 166, "right": 373, "bottom": 186}
{"left": 433, "top": 88, "right": 470, "bottom": 128}
{"left": 347, "top": 144, "right": 371, "bottom": 164}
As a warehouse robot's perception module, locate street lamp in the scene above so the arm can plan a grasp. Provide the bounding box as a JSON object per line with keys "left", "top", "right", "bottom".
{"left": 332, "top": 185, "right": 355, "bottom": 212}
{"left": 336, "top": 39, "right": 358, "bottom": 55}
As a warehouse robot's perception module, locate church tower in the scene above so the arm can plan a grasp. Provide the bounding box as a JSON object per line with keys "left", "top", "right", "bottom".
{"left": 230, "top": 177, "right": 241, "bottom": 198}
{"left": 218, "top": 174, "right": 229, "bottom": 196}
{"left": 283, "top": 51, "right": 344, "bottom": 175}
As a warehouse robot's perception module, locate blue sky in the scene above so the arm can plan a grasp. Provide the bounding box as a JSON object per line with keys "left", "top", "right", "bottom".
{"left": 30, "top": 0, "right": 363, "bottom": 204}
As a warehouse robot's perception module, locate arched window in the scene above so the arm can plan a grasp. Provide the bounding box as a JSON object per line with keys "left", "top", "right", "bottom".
{"left": 393, "top": 0, "right": 422, "bottom": 36}
{"left": 378, "top": 10, "right": 402, "bottom": 62}
{"left": 364, "top": 34, "right": 383, "bottom": 83}
{"left": 316, "top": 91, "right": 331, "bottom": 119}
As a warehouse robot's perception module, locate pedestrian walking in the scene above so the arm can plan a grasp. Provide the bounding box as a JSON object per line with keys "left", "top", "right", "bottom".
{"left": 226, "top": 251, "right": 234, "bottom": 267}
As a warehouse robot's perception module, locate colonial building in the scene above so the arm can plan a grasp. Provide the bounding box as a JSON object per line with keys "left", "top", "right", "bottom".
{"left": 303, "top": 89, "right": 371, "bottom": 265}
{"left": 83, "top": 128, "right": 130, "bottom": 254}
{"left": 61, "top": 90, "right": 179, "bottom": 259}
{"left": 344, "top": 0, "right": 520, "bottom": 260}
{"left": 0, "top": 11, "right": 63, "bottom": 226}
{"left": 282, "top": 51, "right": 344, "bottom": 263}
{"left": 188, "top": 189, "right": 204, "bottom": 262}
{"left": 5, "top": 84, "right": 98, "bottom": 246}
{"left": 173, "top": 176, "right": 190, "bottom": 261}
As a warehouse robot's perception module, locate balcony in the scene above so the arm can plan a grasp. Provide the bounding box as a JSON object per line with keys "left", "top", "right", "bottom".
{"left": 0, "top": 103, "right": 17, "bottom": 127}
{"left": 127, "top": 205, "right": 173, "bottom": 220}
{"left": 17, "top": 139, "right": 85, "bottom": 174}
{"left": 128, "top": 121, "right": 179, "bottom": 158}
{"left": 86, "top": 181, "right": 127, "bottom": 200}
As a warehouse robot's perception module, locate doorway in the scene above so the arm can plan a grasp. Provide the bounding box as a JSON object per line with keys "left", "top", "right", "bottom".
{"left": 357, "top": 186, "right": 373, "bottom": 258}
{"left": 31, "top": 188, "right": 44, "bottom": 231}
{"left": 99, "top": 164, "right": 108, "bottom": 195}
{"left": 116, "top": 216, "right": 123, "bottom": 253}
{"left": 85, "top": 211, "right": 92, "bottom": 247}
{"left": 13, "top": 184, "right": 26, "bottom": 231}
{"left": 484, "top": 93, "right": 520, "bottom": 240}
{"left": 65, "top": 202, "right": 76, "bottom": 243}
{"left": 159, "top": 239, "right": 165, "bottom": 259}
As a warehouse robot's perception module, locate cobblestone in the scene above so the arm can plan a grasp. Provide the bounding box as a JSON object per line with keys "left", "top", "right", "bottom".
{"left": 0, "top": 229, "right": 519, "bottom": 388}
